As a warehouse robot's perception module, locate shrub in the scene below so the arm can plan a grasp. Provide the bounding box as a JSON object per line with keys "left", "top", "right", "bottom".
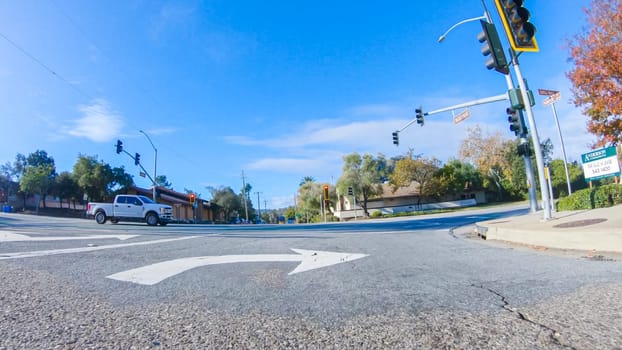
{"left": 556, "top": 188, "right": 593, "bottom": 211}
{"left": 593, "top": 184, "right": 622, "bottom": 207}
{"left": 370, "top": 211, "right": 384, "bottom": 218}
{"left": 557, "top": 183, "right": 622, "bottom": 211}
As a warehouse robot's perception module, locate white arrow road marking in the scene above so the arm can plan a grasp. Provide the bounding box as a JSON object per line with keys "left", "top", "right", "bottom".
{"left": 106, "top": 248, "right": 369, "bottom": 285}
{"left": 0, "top": 231, "right": 139, "bottom": 242}
{"left": 0, "top": 236, "right": 198, "bottom": 260}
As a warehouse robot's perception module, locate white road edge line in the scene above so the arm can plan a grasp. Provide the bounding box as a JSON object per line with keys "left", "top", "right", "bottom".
{"left": 0, "top": 231, "right": 139, "bottom": 242}
{"left": 0, "top": 236, "right": 199, "bottom": 260}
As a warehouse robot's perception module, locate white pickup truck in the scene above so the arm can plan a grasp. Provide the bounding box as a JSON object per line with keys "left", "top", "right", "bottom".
{"left": 86, "top": 194, "right": 173, "bottom": 226}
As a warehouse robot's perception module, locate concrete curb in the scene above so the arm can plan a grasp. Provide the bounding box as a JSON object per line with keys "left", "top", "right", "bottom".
{"left": 476, "top": 205, "right": 622, "bottom": 253}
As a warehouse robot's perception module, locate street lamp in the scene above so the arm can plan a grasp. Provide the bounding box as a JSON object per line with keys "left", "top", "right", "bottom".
{"left": 438, "top": 14, "right": 487, "bottom": 43}
{"left": 139, "top": 130, "right": 158, "bottom": 202}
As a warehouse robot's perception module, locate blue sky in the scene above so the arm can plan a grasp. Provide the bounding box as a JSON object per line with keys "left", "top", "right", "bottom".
{"left": 0, "top": 1, "right": 594, "bottom": 208}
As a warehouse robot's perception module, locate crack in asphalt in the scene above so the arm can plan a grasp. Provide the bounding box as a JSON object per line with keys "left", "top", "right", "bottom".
{"left": 471, "top": 283, "right": 577, "bottom": 350}
{"left": 448, "top": 227, "right": 459, "bottom": 239}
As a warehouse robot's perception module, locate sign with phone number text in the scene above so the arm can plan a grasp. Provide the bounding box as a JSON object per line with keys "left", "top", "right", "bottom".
{"left": 581, "top": 146, "right": 621, "bottom": 182}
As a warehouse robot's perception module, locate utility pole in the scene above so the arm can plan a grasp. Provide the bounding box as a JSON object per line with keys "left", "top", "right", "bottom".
{"left": 255, "top": 191, "right": 262, "bottom": 223}
{"left": 241, "top": 171, "right": 249, "bottom": 222}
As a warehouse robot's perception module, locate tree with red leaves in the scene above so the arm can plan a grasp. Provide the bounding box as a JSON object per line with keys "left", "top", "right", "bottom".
{"left": 567, "top": 0, "right": 622, "bottom": 148}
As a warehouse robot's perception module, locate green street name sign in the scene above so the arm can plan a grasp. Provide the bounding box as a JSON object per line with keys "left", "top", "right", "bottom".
{"left": 581, "top": 146, "right": 621, "bottom": 182}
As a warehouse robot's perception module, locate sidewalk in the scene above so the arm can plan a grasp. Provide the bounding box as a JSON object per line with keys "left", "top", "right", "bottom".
{"left": 476, "top": 204, "right": 622, "bottom": 253}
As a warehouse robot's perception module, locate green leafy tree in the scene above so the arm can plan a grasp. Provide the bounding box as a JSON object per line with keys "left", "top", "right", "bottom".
{"left": 13, "top": 154, "right": 27, "bottom": 178}
{"left": 460, "top": 126, "right": 511, "bottom": 200}
{"left": 0, "top": 172, "right": 9, "bottom": 203}
{"left": 0, "top": 161, "right": 20, "bottom": 204}
{"left": 389, "top": 151, "right": 442, "bottom": 205}
{"left": 285, "top": 206, "right": 297, "bottom": 221}
{"left": 19, "top": 164, "right": 54, "bottom": 212}
{"left": 548, "top": 159, "right": 587, "bottom": 198}
{"left": 73, "top": 155, "right": 134, "bottom": 201}
{"left": 435, "top": 159, "right": 483, "bottom": 198}
{"left": 209, "top": 186, "right": 242, "bottom": 222}
{"left": 1, "top": 161, "right": 20, "bottom": 182}
{"left": 240, "top": 183, "right": 255, "bottom": 222}
{"left": 500, "top": 139, "right": 528, "bottom": 200}
{"left": 337, "top": 152, "right": 385, "bottom": 217}
{"left": 52, "top": 172, "right": 82, "bottom": 209}
{"left": 2, "top": 155, "right": 27, "bottom": 208}
{"left": 299, "top": 176, "right": 316, "bottom": 186}
{"left": 19, "top": 150, "right": 57, "bottom": 208}
{"left": 297, "top": 179, "right": 322, "bottom": 223}
{"left": 155, "top": 175, "right": 173, "bottom": 189}
{"left": 26, "top": 150, "right": 56, "bottom": 170}
{"left": 111, "top": 167, "right": 134, "bottom": 195}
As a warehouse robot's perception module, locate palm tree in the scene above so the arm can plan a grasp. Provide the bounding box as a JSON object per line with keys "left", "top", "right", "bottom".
{"left": 299, "top": 176, "right": 315, "bottom": 186}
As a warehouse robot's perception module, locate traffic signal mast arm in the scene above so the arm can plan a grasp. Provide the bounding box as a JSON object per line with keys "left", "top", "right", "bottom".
{"left": 116, "top": 142, "right": 156, "bottom": 186}
{"left": 398, "top": 93, "right": 508, "bottom": 132}
{"left": 128, "top": 151, "right": 155, "bottom": 185}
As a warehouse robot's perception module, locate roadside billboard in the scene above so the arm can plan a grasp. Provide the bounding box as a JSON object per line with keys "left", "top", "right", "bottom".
{"left": 581, "top": 146, "right": 621, "bottom": 182}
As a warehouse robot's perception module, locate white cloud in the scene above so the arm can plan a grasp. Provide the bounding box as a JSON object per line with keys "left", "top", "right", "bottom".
{"left": 231, "top": 88, "right": 599, "bottom": 186}
{"left": 226, "top": 119, "right": 408, "bottom": 149}
{"left": 269, "top": 195, "right": 296, "bottom": 209}
{"left": 66, "top": 99, "right": 124, "bottom": 142}
{"left": 247, "top": 157, "right": 338, "bottom": 175}
{"left": 141, "top": 127, "right": 178, "bottom": 136}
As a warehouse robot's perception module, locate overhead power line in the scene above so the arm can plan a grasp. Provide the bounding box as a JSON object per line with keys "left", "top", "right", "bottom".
{"left": 0, "top": 30, "right": 93, "bottom": 100}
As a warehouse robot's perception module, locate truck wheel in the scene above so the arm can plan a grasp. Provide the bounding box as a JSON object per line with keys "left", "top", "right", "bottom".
{"left": 146, "top": 213, "right": 159, "bottom": 226}
{"left": 95, "top": 211, "right": 107, "bottom": 224}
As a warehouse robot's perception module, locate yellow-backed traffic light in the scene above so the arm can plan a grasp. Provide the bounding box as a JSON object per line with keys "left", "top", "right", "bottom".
{"left": 323, "top": 184, "right": 329, "bottom": 200}
{"left": 495, "top": 0, "right": 538, "bottom": 52}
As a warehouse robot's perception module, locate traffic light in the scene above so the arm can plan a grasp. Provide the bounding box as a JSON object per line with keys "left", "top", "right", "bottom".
{"left": 348, "top": 187, "right": 353, "bottom": 196}
{"left": 116, "top": 140, "right": 123, "bottom": 154}
{"left": 508, "top": 88, "right": 536, "bottom": 110}
{"left": 134, "top": 153, "right": 140, "bottom": 165}
{"left": 189, "top": 193, "right": 196, "bottom": 204}
{"left": 477, "top": 20, "right": 509, "bottom": 75}
{"left": 323, "top": 184, "right": 329, "bottom": 200}
{"left": 415, "top": 107, "right": 424, "bottom": 126}
{"left": 517, "top": 142, "right": 531, "bottom": 156}
{"left": 494, "top": 0, "right": 538, "bottom": 52}
{"left": 507, "top": 107, "right": 523, "bottom": 136}
{"left": 392, "top": 131, "right": 399, "bottom": 146}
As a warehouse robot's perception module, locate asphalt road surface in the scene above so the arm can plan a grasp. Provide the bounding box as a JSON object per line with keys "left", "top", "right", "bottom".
{"left": 1, "top": 207, "right": 621, "bottom": 349}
